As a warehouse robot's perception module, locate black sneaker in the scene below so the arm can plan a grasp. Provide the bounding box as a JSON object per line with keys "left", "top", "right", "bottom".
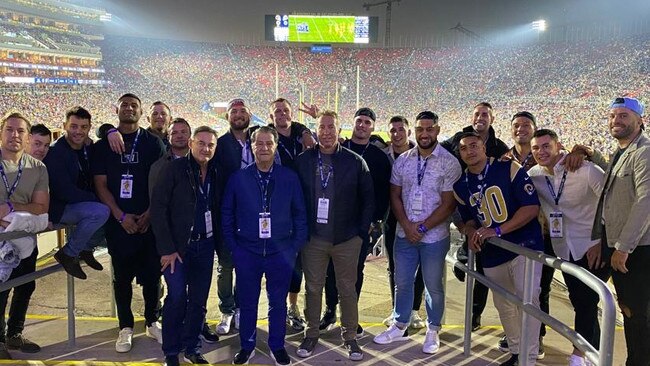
{"left": 54, "top": 250, "right": 87, "bottom": 280}
{"left": 296, "top": 337, "right": 318, "bottom": 358}
{"left": 0, "top": 342, "right": 11, "bottom": 359}
{"left": 6, "top": 334, "right": 41, "bottom": 353}
{"left": 538, "top": 337, "right": 545, "bottom": 360}
{"left": 164, "top": 355, "right": 180, "bottom": 366}
{"left": 79, "top": 250, "right": 103, "bottom": 271}
{"left": 318, "top": 309, "right": 336, "bottom": 332}
{"left": 270, "top": 347, "right": 292, "bottom": 366}
{"left": 471, "top": 315, "right": 481, "bottom": 331}
{"left": 499, "top": 354, "right": 519, "bottom": 366}
{"left": 184, "top": 352, "right": 209, "bottom": 364}
{"left": 355, "top": 324, "right": 364, "bottom": 339}
{"left": 497, "top": 335, "right": 509, "bottom": 352}
{"left": 233, "top": 349, "right": 255, "bottom": 364}
{"left": 199, "top": 323, "right": 219, "bottom": 344}
{"left": 344, "top": 339, "right": 363, "bottom": 361}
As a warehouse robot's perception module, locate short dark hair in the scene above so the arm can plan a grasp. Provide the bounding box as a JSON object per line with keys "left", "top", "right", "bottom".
{"left": 1, "top": 111, "right": 31, "bottom": 130}
{"left": 118, "top": 93, "right": 141, "bottom": 105}
{"left": 150, "top": 101, "right": 171, "bottom": 114}
{"left": 532, "top": 128, "right": 559, "bottom": 141}
{"left": 169, "top": 117, "right": 191, "bottom": 131}
{"left": 474, "top": 102, "right": 493, "bottom": 110}
{"left": 270, "top": 98, "right": 291, "bottom": 107}
{"left": 458, "top": 131, "right": 482, "bottom": 142}
{"left": 415, "top": 111, "right": 439, "bottom": 123}
{"left": 30, "top": 123, "right": 52, "bottom": 138}
{"left": 252, "top": 125, "right": 279, "bottom": 143}
{"left": 193, "top": 125, "right": 218, "bottom": 138}
{"left": 389, "top": 115, "right": 409, "bottom": 126}
{"left": 511, "top": 111, "right": 537, "bottom": 127}
{"left": 65, "top": 106, "right": 92, "bottom": 124}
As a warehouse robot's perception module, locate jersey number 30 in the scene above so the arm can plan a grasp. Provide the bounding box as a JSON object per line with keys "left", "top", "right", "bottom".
{"left": 470, "top": 186, "right": 508, "bottom": 227}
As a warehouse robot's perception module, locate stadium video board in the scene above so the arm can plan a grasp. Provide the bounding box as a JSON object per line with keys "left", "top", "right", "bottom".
{"left": 265, "top": 15, "right": 378, "bottom": 44}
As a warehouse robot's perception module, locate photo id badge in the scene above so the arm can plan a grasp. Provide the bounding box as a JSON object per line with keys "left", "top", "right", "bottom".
{"left": 259, "top": 212, "right": 271, "bottom": 238}
{"left": 205, "top": 211, "right": 213, "bottom": 238}
{"left": 120, "top": 174, "right": 133, "bottom": 199}
{"left": 317, "top": 198, "right": 330, "bottom": 224}
{"left": 549, "top": 211, "right": 563, "bottom": 238}
{"left": 411, "top": 190, "right": 424, "bottom": 213}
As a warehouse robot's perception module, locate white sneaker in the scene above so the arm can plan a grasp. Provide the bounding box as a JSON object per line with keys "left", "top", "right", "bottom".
{"left": 145, "top": 321, "right": 163, "bottom": 344}
{"left": 410, "top": 311, "right": 426, "bottom": 329}
{"left": 216, "top": 313, "right": 234, "bottom": 335}
{"left": 569, "top": 354, "right": 587, "bottom": 366}
{"left": 115, "top": 327, "right": 133, "bottom": 353}
{"left": 382, "top": 314, "right": 394, "bottom": 327}
{"left": 234, "top": 308, "right": 241, "bottom": 330}
{"left": 422, "top": 328, "right": 440, "bottom": 354}
{"left": 373, "top": 323, "right": 409, "bottom": 345}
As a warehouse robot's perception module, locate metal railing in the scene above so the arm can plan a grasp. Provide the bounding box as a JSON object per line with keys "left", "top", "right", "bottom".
{"left": 0, "top": 225, "right": 77, "bottom": 346}
{"left": 448, "top": 237, "right": 616, "bottom": 366}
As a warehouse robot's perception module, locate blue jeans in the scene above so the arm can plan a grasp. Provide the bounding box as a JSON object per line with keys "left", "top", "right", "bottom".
{"left": 59, "top": 201, "right": 110, "bottom": 257}
{"left": 393, "top": 236, "right": 450, "bottom": 331}
{"left": 162, "top": 238, "right": 215, "bottom": 356}
{"left": 233, "top": 246, "right": 295, "bottom": 352}
{"left": 215, "top": 240, "right": 238, "bottom": 314}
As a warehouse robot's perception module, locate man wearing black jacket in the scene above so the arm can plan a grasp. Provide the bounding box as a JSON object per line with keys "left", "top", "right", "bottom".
{"left": 150, "top": 126, "right": 219, "bottom": 366}
{"left": 46, "top": 107, "right": 109, "bottom": 280}
{"left": 320, "top": 107, "right": 391, "bottom": 337}
{"left": 295, "top": 110, "right": 374, "bottom": 361}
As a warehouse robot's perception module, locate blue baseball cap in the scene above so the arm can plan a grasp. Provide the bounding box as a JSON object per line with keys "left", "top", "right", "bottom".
{"left": 610, "top": 97, "right": 644, "bottom": 117}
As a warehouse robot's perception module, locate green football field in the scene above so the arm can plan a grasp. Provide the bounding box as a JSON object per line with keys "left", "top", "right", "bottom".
{"left": 288, "top": 15, "right": 355, "bottom": 43}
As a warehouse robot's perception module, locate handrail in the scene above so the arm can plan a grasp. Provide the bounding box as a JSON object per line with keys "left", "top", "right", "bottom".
{"left": 447, "top": 237, "right": 616, "bottom": 366}
{"left": 0, "top": 225, "right": 77, "bottom": 346}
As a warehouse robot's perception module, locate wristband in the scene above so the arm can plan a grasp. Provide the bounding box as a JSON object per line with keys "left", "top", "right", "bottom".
{"left": 495, "top": 226, "right": 502, "bottom": 237}
{"left": 417, "top": 223, "right": 428, "bottom": 234}
{"left": 6, "top": 201, "right": 14, "bottom": 213}
{"left": 118, "top": 212, "right": 126, "bottom": 224}
{"left": 107, "top": 128, "right": 118, "bottom": 136}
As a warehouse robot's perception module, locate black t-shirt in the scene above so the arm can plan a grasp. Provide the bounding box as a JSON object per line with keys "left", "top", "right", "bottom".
{"left": 313, "top": 152, "right": 335, "bottom": 241}
{"left": 92, "top": 127, "right": 166, "bottom": 215}
{"left": 76, "top": 146, "right": 92, "bottom": 191}
{"left": 344, "top": 140, "right": 391, "bottom": 221}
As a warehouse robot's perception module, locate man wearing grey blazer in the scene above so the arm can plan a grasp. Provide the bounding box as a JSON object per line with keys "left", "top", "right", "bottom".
{"left": 592, "top": 97, "right": 650, "bottom": 366}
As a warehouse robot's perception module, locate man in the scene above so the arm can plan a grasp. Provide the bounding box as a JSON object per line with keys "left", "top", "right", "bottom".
{"left": 381, "top": 115, "right": 426, "bottom": 329}
{"left": 528, "top": 129, "right": 609, "bottom": 366}
{"left": 26, "top": 124, "right": 52, "bottom": 161}
{"left": 295, "top": 110, "right": 374, "bottom": 361}
{"left": 373, "top": 111, "right": 461, "bottom": 354}
{"left": 453, "top": 132, "right": 544, "bottom": 366}
{"left": 443, "top": 102, "right": 509, "bottom": 332}
{"left": 102, "top": 101, "right": 172, "bottom": 154}
{"left": 268, "top": 97, "right": 314, "bottom": 332}
{"left": 213, "top": 98, "right": 256, "bottom": 335}
{"left": 148, "top": 117, "right": 191, "bottom": 197}
{"left": 222, "top": 126, "right": 308, "bottom": 365}
{"left": 92, "top": 93, "right": 166, "bottom": 352}
{"left": 44, "top": 107, "right": 110, "bottom": 280}
{"left": 320, "top": 107, "right": 391, "bottom": 337}
{"left": 151, "top": 126, "right": 220, "bottom": 366}
{"left": 0, "top": 112, "right": 49, "bottom": 359}
{"left": 592, "top": 97, "right": 650, "bottom": 366}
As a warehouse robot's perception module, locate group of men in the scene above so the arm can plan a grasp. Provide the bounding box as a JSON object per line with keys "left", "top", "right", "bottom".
{"left": 0, "top": 94, "right": 647, "bottom": 366}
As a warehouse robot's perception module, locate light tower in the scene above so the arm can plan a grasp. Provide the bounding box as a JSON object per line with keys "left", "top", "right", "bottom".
{"left": 363, "top": 0, "right": 402, "bottom": 47}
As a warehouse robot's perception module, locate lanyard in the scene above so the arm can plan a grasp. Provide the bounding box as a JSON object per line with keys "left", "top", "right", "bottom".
{"left": 545, "top": 170, "right": 568, "bottom": 206}
{"left": 317, "top": 150, "right": 333, "bottom": 191}
{"left": 0, "top": 153, "right": 25, "bottom": 199}
{"left": 256, "top": 166, "right": 273, "bottom": 212}
{"left": 278, "top": 139, "right": 297, "bottom": 161}
{"left": 416, "top": 150, "right": 431, "bottom": 186}
{"left": 344, "top": 140, "right": 370, "bottom": 158}
{"left": 123, "top": 129, "right": 141, "bottom": 175}
{"left": 78, "top": 146, "right": 89, "bottom": 171}
{"left": 465, "top": 162, "right": 490, "bottom": 221}
{"left": 197, "top": 173, "right": 211, "bottom": 208}
{"left": 239, "top": 140, "right": 253, "bottom": 168}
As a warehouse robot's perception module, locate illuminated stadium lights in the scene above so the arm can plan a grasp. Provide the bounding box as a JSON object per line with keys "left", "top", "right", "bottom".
{"left": 100, "top": 13, "right": 112, "bottom": 22}
{"left": 532, "top": 19, "right": 547, "bottom": 31}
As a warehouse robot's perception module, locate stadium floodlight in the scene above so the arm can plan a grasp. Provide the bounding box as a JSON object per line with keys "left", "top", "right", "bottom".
{"left": 531, "top": 20, "right": 546, "bottom": 32}
{"left": 100, "top": 13, "right": 112, "bottom": 22}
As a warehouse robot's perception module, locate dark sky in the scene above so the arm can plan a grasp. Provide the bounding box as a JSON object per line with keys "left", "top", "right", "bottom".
{"left": 96, "top": 0, "right": 650, "bottom": 44}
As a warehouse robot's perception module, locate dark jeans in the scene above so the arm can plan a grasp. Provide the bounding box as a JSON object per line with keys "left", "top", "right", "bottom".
{"left": 234, "top": 247, "right": 295, "bottom": 351}
{"left": 289, "top": 252, "right": 303, "bottom": 294}
{"left": 162, "top": 238, "right": 214, "bottom": 356}
{"left": 385, "top": 216, "right": 424, "bottom": 311}
{"left": 324, "top": 232, "right": 369, "bottom": 311}
{"left": 609, "top": 246, "right": 650, "bottom": 366}
{"left": 215, "top": 240, "right": 239, "bottom": 314}
{"left": 0, "top": 246, "right": 38, "bottom": 341}
{"left": 106, "top": 221, "right": 162, "bottom": 329}
{"left": 563, "top": 252, "right": 611, "bottom": 349}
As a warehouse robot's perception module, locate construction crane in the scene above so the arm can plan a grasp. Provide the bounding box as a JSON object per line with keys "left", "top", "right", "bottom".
{"left": 363, "top": 0, "right": 402, "bottom": 47}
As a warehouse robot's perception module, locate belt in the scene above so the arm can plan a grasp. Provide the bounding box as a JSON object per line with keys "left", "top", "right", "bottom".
{"left": 190, "top": 232, "right": 213, "bottom": 241}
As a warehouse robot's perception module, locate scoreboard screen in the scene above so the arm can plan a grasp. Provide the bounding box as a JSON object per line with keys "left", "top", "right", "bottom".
{"left": 265, "top": 15, "right": 377, "bottom": 44}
